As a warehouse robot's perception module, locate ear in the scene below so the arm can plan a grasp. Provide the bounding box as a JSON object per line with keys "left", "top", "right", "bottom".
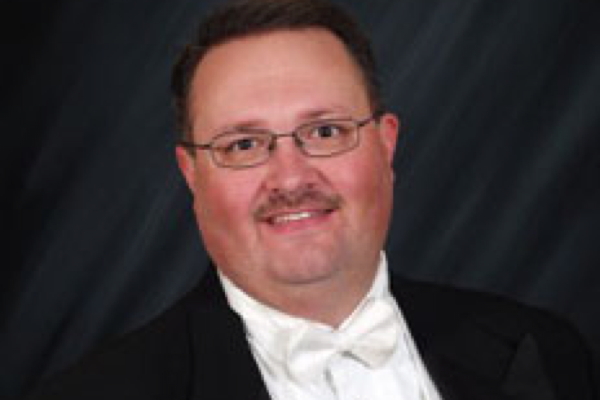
{"left": 175, "top": 145, "right": 198, "bottom": 193}
{"left": 377, "top": 112, "right": 400, "bottom": 165}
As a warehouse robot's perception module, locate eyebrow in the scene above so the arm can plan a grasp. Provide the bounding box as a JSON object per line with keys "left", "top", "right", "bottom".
{"left": 220, "top": 106, "right": 354, "bottom": 132}
{"left": 298, "top": 107, "right": 352, "bottom": 121}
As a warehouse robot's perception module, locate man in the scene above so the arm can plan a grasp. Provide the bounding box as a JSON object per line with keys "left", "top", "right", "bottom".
{"left": 26, "top": 0, "right": 597, "bottom": 399}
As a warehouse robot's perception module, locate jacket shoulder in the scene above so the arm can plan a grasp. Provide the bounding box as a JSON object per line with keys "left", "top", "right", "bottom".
{"left": 392, "top": 275, "right": 583, "bottom": 343}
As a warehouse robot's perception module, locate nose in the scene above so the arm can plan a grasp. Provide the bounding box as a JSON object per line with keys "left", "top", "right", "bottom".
{"left": 262, "top": 134, "right": 320, "bottom": 192}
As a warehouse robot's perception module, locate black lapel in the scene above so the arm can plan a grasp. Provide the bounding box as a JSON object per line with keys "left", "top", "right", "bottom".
{"left": 186, "top": 268, "right": 271, "bottom": 400}
{"left": 390, "top": 275, "right": 557, "bottom": 400}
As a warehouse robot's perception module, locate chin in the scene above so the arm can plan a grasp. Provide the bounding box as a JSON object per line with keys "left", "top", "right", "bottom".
{"left": 269, "top": 255, "right": 343, "bottom": 286}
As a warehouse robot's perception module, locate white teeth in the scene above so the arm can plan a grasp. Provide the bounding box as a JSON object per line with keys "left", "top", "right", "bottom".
{"left": 272, "top": 211, "right": 315, "bottom": 225}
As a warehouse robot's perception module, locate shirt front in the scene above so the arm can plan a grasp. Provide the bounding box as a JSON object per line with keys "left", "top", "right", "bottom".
{"left": 219, "top": 253, "right": 442, "bottom": 400}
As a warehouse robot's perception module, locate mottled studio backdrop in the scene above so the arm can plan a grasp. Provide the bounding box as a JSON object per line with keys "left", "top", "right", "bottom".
{"left": 3, "top": 0, "right": 599, "bottom": 398}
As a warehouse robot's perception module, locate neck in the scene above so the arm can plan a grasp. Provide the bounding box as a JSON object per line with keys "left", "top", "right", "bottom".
{"left": 276, "top": 279, "right": 374, "bottom": 327}
{"left": 228, "top": 262, "right": 380, "bottom": 328}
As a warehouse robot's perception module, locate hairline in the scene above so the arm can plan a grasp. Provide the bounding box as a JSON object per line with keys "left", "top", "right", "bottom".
{"left": 184, "top": 26, "right": 376, "bottom": 137}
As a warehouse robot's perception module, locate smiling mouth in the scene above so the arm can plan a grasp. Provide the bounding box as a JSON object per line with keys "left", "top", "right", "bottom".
{"left": 253, "top": 186, "right": 343, "bottom": 228}
{"left": 267, "top": 209, "right": 335, "bottom": 226}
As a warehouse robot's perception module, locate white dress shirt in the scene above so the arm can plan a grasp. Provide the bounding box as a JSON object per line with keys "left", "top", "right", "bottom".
{"left": 218, "top": 253, "right": 443, "bottom": 400}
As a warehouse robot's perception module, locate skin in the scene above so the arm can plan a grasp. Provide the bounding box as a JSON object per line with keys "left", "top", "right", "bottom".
{"left": 176, "top": 28, "right": 399, "bottom": 327}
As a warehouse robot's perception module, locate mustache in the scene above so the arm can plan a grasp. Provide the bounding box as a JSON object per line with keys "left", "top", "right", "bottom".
{"left": 254, "top": 186, "right": 343, "bottom": 220}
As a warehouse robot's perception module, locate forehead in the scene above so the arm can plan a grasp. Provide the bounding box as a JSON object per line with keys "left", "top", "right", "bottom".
{"left": 187, "top": 29, "right": 371, "bottom": 136}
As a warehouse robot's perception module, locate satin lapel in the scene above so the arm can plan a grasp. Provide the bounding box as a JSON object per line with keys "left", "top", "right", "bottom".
{"left": 502, "top": 335, "right": 557, "bottom": 400}
{"left": 417, "top": 321, "right": 556, "bottom": 400}
{"left": 186, "top": 269, "right": 271, "bottom": 400}
{"left": 390, "top": 276, "right": 557, "bottom": 400}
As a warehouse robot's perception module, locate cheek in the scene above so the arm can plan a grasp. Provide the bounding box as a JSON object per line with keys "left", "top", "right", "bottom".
{"left": 193, "top": 174, "right": 258, "bottom": 234}
{"left": 343, "top": 144, "right": 392, "bottom": 191}
{"left": 333, "top": 147, "right": 394, "bottom": 221}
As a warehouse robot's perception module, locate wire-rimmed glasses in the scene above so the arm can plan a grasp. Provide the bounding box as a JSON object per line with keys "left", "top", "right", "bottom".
{"left": 179, "top": 114, "right": 379, "bottom": 169}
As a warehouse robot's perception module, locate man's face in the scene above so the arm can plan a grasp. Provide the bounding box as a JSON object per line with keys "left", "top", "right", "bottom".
{"left": 177, "top": 29, "right": 398, "bottom": 308}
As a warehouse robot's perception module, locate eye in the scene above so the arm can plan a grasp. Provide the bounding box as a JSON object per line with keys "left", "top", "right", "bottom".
{"left": 310, "top": 123, "right": 346, "bottom": 140}
{"left": 219, "top": 134, "right": 265, "bottom": 153}
{"left": 230, "top": 137, "right": 256, "bottom": 151}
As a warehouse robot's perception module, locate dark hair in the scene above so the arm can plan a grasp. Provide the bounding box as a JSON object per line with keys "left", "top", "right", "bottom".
{"left": 171, "top": 0, "right": 382, "bottom": 139}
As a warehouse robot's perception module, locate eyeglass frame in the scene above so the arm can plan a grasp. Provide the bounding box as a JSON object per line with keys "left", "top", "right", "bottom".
{"left": 178, "top": 112, "right": 382, "bottom": 169}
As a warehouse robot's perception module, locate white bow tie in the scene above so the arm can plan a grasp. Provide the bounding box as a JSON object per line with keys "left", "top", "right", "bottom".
{"left": 284, "top": 296, "right": 400, "bottom": 383}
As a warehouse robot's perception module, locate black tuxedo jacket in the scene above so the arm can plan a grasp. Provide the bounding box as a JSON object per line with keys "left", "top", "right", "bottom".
{"left": 26, "top": 268, "right": 598, "bottom": 400}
